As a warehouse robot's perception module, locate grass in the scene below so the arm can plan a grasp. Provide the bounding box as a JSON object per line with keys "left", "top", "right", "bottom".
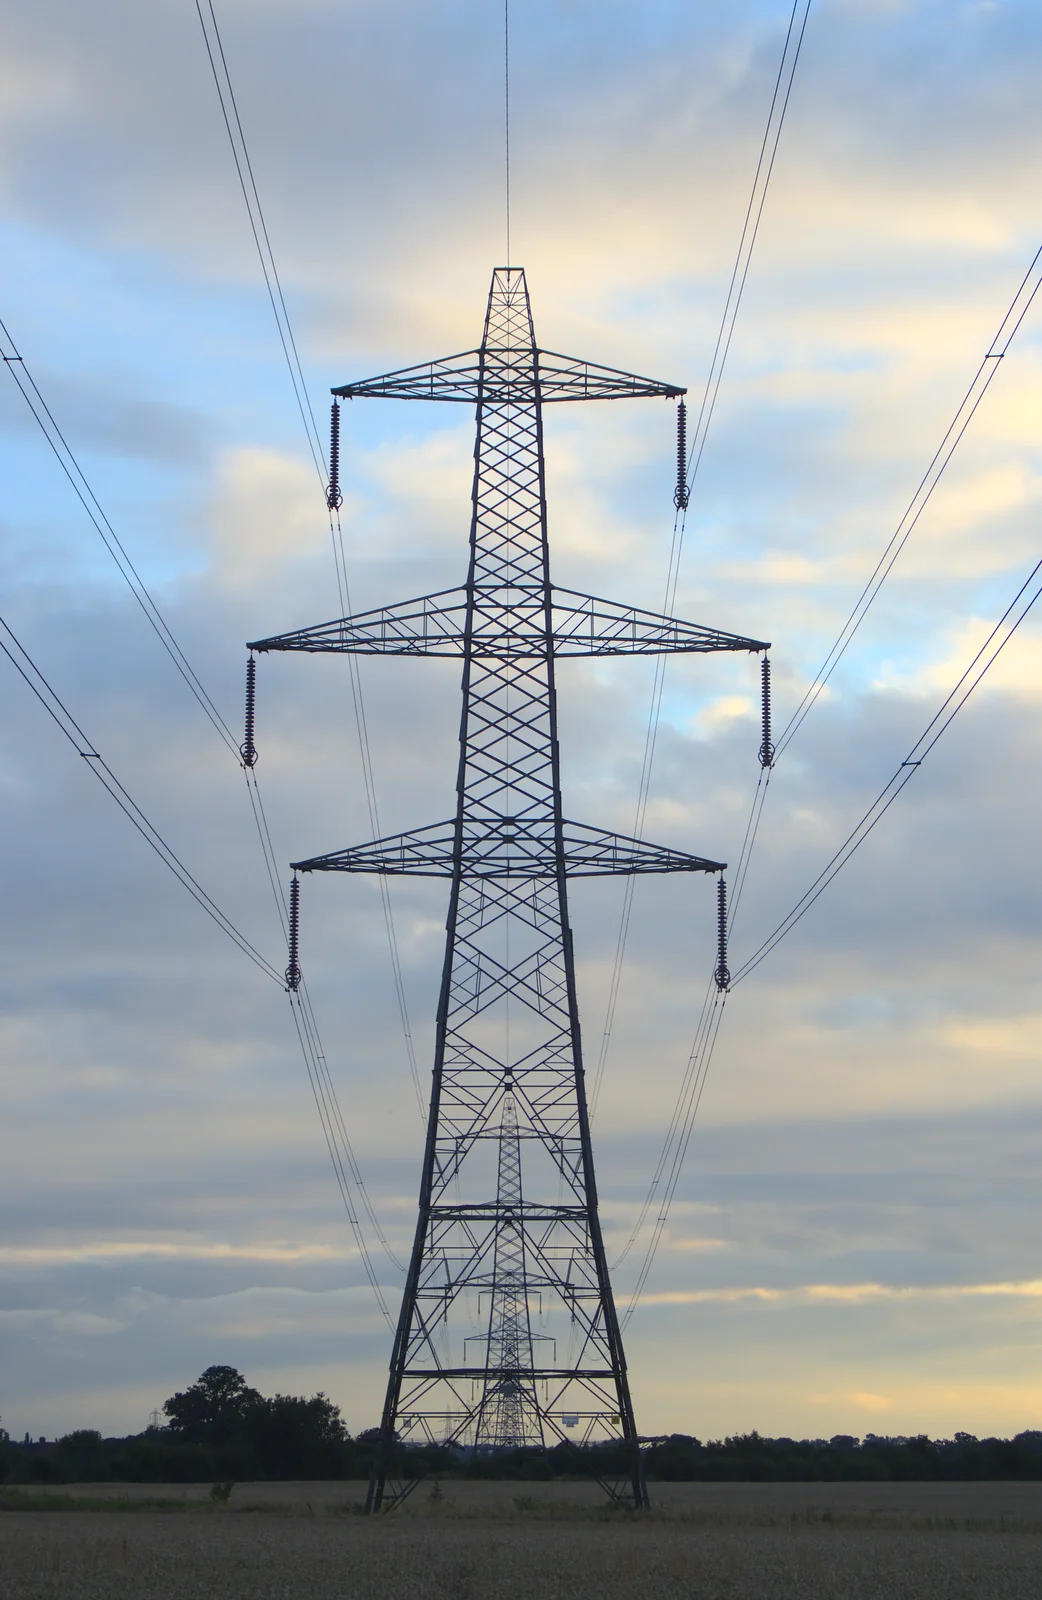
{"left": 7, "top": 1478, "right": 1042, "bottom": 1525}
{"left": 0, "top": 1490, "right": 199, "bottom": 1514}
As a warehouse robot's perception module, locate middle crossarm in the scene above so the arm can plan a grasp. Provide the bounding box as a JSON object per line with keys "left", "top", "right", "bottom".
{"left": 248, "top": 588, "right": 768, "bottom": 659}
{"left": 291, "top": 818, "right": 724, "bottom": 879}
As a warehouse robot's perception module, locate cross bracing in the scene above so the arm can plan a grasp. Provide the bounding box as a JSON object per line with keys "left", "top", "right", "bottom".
{"left": 255, "top": 266, "right": 768, "bottom": 1513}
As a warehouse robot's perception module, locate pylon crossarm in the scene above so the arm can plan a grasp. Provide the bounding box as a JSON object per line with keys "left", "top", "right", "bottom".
{"left": 334, "top": 350, "right": 484, "bottom": 403}
{"left": 431, "top": 1202, "right": 588, "bottom": 1222}
{"left": 292, "top": 818, "right": 724, "bottom": 878}
{"left": 549, "top": 589, "right": 766, "bottom": 656}
{"left": 248, "top": 589, "right": 469, "bottom": 657}
{"left": 249, "top": 586, "right": 767, "bottom": 659}
{"left": 332, "top": 347, "right": 683, "bottom": 405}
{"left": 534, "top": 349, "right": 684, "bottom": 403}
{"left": 403, "top": 1367, "right": 617, "bottom": 1381}
{"left": 561, "top": 821, "right": 724, "bottom": 876}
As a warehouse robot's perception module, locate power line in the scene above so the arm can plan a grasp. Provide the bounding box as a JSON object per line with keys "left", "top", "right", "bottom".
{"left": 723, "top": 245, "right": 1042, "bottom": 973}
{"left": 189, "top": 0, "right": 421, "bottom": 1263}
{"left": 0, "top": 11, "right": 413, "bottom": 1308}
{"left": 683, "top": 0, "right": 812, "bottom": 493}
{"left": 287, "top": 989, "right": 395, "bottom": 1323}
{"left": 0, "top": 610, "right": 285, "bottom": 986}
{"left": 196, "top": 0, "right": 424, "bottom": 1119}
{"left": 622, "top": 271, "right": 1042, "bottom": 1307}
{"left": 245, "top": 765, "right": 405, "bottom": 1278}
{"left": 194, "top": 0, "right": 328, "bottom": 492}
{"left": 732, "top": 550, "right": 1042, "bottom": 986}
{"left": 613, "top": 768, "right": 769, "bottom": 1309}
{"left": 0, "top": 317, "right": 240, "bottom": 763}
{"left": 590, "top": 0, "right": 810, "bottom": 1116}
{"left": 774, "top": 241, "right": 1042, "bottom": 760}
{"left": 613, "top": 89, "right": 1042, "bottom": 1277}
{"left": 619, "top": 980, "right": 728, "bottom": 1327}
{"left": 619, "top": 219, "right": 1042, "bottom": 1295}
{"left": 1, "top": 307, "right": 401, "bottom": 1302}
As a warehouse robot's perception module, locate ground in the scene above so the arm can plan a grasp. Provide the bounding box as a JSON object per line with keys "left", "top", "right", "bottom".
{"left": 3, "top": 1480, "right": 1041, "bottom": 1598}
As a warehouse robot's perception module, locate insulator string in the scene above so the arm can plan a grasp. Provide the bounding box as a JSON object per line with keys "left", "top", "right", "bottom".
{"left": 758, "top": 654, "right": 774, "bottom": 769}
{"left": 286, "top": 874, "right": 302, "bottom": 992}
{"left": 713, "top": 876, "right": 730, "bottom": 992}
{"left": 327, "top": 400, "right": 343, "bottom": 512}
{"left": 674, "top": 401, "right": 690, "bottom": 510}
{"left": 242, "top": 654, "right": 258, "bottom": 768}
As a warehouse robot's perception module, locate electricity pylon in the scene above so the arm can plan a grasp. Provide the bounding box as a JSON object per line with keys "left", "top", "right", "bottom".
{"left": 249, "top": 267, "right": 767, "bottom": 1511}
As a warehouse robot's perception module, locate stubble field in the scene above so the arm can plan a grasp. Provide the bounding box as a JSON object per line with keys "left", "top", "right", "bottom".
{"left": 3, "top": 1480, "right": 1042, "bottom": 1599}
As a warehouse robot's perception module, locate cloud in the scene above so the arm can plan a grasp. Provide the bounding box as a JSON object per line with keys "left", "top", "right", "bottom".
{"left": 845, "top": 1391, "right": 894, "bottom": 1413}
{"left": 1, "top": 0, "right": 1042, "bottom": 1443}
{"left": 642, "top": 1277, "right": 1042, "bottom": 1307}
{"left": 0, "top": 1240, "right": 351, "bottom": 1268}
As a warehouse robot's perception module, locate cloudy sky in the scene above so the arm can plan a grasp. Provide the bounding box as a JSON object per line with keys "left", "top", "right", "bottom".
{"left": 2, "top": 0, "right": 1042, "bottom": 1446}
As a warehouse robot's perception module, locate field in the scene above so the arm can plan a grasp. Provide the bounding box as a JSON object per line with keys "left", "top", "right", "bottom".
{"left": 3, "top": 1480, "right": 1042, "bottom": 1598}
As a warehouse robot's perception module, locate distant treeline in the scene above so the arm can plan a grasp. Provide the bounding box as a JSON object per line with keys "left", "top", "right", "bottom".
{"left": 640, "top": 1430, "right": 1042, "bottom": 1482}
{"left": 3, "top": 1367, "right": 1042, "bottom": 1484}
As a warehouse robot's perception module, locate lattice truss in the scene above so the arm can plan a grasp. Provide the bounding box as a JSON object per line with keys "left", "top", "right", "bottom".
{"left": 250, "top": 268, "right": 768, "bottom": 1511}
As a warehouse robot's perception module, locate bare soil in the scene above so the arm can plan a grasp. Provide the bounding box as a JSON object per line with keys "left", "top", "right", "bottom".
{"left": 3, "top": 1481, "right": 1041, "bottom": 1599}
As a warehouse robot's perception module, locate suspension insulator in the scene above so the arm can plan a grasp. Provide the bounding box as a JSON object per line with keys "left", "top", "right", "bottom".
{"left": 286, "top": 875, "right": 302, "bottom": 991}
{"left": 326, "top": 399, "right": 343, "bottom": 512}
{"left": 673, "top": 400, "right": 690, "bottom": 511}
{"left": 713, "top": 875, "right": 730, "bottom": 993}
{"left": 758, "top": 654, "right": 775, "bottom": 769}
{"left": 241, "top": 654, "right": 258, "bottom": 769}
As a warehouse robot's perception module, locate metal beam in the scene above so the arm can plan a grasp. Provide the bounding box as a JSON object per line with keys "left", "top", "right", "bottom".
{"left": 249, "top": 586, "right": 768, "bottom": 660}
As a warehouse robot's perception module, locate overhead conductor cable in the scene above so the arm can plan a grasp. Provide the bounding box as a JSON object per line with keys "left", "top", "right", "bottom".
{"left": 196, "top": 0, "right": 425, "bottom": 1129}
{"left": 617, "top": 0, "right": 812, "bottom": 1313}
{"left": 590, "top": 0, "right": 811, "bottom": 1122}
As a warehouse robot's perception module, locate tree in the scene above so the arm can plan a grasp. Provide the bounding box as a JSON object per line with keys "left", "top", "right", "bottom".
{"left": 56, "top": 1429, "right": 106, "bottom": 1479}
{"left": 245, "top": 1392, "right": 350, "bottom": 1479}
{"left": 163, "top": 1366, "right": 263, "bottom": 1446}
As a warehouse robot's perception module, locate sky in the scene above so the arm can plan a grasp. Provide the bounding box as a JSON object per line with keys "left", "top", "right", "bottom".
{"left": 1, "top": 0, "right": 1042, "bottom": 1446}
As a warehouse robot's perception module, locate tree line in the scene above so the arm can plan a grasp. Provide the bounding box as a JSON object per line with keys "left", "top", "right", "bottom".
{"left": 3, "top": 1367, "right": 1042, "bottom": 1483}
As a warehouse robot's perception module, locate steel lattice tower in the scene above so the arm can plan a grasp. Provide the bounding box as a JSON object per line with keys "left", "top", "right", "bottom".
{"left": 250, "top": 267, "right": 767, "bottom": 1511}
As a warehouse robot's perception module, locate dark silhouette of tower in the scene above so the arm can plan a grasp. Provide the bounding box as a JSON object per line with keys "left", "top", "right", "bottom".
{"left": 250, "top": 267, "right": 767, "bottom": 1510}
